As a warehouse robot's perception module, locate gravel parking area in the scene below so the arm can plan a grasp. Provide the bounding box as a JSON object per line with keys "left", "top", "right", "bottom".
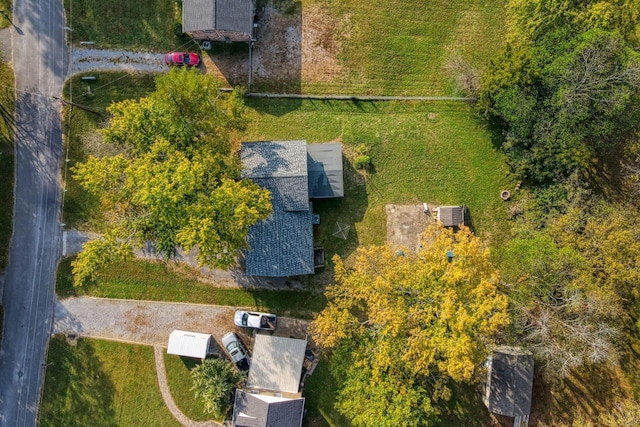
{"left": 54, "top": 297, "right": 311, "bottom": 352}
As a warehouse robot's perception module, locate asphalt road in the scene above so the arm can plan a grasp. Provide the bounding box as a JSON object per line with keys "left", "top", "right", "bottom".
{"left": 0, "top": 0, "right": 66, "bottom": 425}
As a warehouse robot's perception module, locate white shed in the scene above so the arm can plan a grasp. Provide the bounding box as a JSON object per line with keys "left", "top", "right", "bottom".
{"left": 167, "top": 330, "right": 212, "bottom": 359}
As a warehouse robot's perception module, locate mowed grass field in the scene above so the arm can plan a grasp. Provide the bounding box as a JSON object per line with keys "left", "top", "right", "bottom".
{"left": 40, "top": 337, "right": 180, "bottom": 427}
{"left": 63, "top": 0, "right": 187, "bottom": 51}
{"left": 305, "top": 0, "right": 507, "bottom": 96}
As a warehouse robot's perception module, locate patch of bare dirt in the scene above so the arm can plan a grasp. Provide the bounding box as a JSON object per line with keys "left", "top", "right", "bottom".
{"left": 205, "top": 3, "right": 347, "bottom": 90}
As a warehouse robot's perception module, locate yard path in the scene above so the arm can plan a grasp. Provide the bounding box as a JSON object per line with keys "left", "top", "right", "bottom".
{"left": 71, "top": 47, "right": 167, "bottom": 74}
{"left": 153, "top": 346, "right": 222, "bottom": 427}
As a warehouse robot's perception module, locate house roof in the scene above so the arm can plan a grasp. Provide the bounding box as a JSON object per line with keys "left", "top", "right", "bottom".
{"left": 307, "top": 143, "right": 344, "bottom": 198}
{"left": 166, "top": 330, "right": 211, "bottom": 359}
{"left": 232, "top": 390, "right": 305, "bottom": 427}
{"left": 247, "top": 334, "right": 307, "bottom": 394}
{"left": 483, "top": 346, "right": 534, "bottom": 418}
{"left": 241, "top": 141, "right": 314, "bottom": 277}
{"left": 437, "top": 205, "right": 467, "bottom": 227}
{"left": 182, "top": 0, "right": 253, "bottom": 35}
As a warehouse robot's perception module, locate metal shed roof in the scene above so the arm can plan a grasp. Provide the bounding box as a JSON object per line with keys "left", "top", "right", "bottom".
{"left": 437, "top": 205, "right": 468, "bottom": 227}
{"left": 307, "top": 143, "right": 344, "bottom": 198}
{"left": 167, "top": 330, "right": 211, "bottom": 359}
{"left": 247, "top": 335, "right": 307, "bottom": 394}
{"left": 483, "top": 346, "right": 534, "bottom": 418}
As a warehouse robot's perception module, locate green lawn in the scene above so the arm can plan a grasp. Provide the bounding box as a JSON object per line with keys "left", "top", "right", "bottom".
{"left": 163, "top": 354, "right": 220, "bottom": 422}
{"left": 242, "top": 98, "right": 514, "bottom": 273}
{"left": 62, "top": 72, "right": 156, "bottom": 230}
{"left": 0, "top": 1, "right": 11, "bottom": 29}
{"left": 288, "top": 0, "right": 507, "bottom": 96}
{"left": 0, "top": 54, "right": 14, "bottom": 269}
{"left": 303, "top": 357, "right": 350, "bottom": 427}
{"left": 63, "top": 0, "right": 188, "bottom": 51}
{"left": 40, "top": 336, "right": 179, "bottom": 427}
{"left": 57, "top": 256, "right": 326, "bottom": 318}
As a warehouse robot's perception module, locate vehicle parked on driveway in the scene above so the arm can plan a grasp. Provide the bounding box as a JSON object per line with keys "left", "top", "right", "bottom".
{"left": 221, "top": 332, "right": 250, "bottom": 371}
{"left": 164, "top": 52, "right": 200, "bottom": 67}
{"left": 234, "top": 311, "right": 277, "bottom": 330}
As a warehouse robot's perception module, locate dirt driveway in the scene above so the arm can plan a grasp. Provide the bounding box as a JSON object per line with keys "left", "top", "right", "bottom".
{"left": 54, "top": 297, "right": 311, "bottom": 353}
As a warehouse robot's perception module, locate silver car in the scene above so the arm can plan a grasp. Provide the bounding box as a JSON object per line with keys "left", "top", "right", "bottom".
{"left": 221, "top": 332, "right": 250, "bottom": 371}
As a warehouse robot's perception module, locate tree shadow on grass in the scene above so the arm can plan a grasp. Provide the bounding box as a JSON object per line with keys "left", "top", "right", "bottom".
{"left": 40, "top": 336, "right": 117, "bottom": 427}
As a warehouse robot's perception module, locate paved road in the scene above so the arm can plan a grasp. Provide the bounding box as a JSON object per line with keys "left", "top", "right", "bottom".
{"left": 0, "top": 0, "right": 66, "bottom": 425}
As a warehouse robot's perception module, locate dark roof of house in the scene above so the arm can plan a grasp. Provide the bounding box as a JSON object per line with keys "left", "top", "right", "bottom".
{"left": 306, "top": 143, "right": 344, "bottom": 198}
{"left": 483, "top": 346, "right": 534, "bottom": 418}
{"left": 233, "top": 390, "right": 305, "bottom": 427}
{"left": 182, "top": 0, "right": 253, "bottom": 35}
{"left": 437, "top": 205, "right": 468, "bottom": 227}
{"left": 241, "top": 141, "right": 314, "bottom": 277}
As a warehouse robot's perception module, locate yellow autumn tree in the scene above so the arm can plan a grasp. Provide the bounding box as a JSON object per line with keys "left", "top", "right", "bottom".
{"left": 312, "top": 223, "right": 510, "bottom": 427}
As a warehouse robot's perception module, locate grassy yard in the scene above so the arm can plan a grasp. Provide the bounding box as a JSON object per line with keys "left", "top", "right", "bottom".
{"left": 63, "top": 0, "right": 188, "bottom": 51}
{"left": 0, "top": 1, "right": 11, "bottom": 29}
{"left": 242, "top": 98, "right": 515, "bottom": 273}
{"left": 284, "top": 0, "right": 506, "bottom": 96}
{"left": 57, "top": 256, "right": 326, "bottom": 318}
{"left": 40, "top": 336, "right": 179, "bottom": 427}
{"left": 62, "top": 72, "right": 156, "bottom": 230}
{"left": 163, "top": 354, "right": 220, "bottom": 422}
{"left": 303, "top": 357, "right": 350, "bottom": 427}
{"left": 0, "top": 54, "right": 14, "bottom": 270}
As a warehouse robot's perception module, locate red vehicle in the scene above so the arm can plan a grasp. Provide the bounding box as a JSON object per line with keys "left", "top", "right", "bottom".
{"left": 164, "top": 52, "right": 200, "bottom": 67}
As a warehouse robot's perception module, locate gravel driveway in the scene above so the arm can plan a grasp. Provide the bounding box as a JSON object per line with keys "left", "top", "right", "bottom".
{"left": 54, "top": 297, "right": 311, "bottom": 351}
{"left": 71, "top": 47, "right": 168, "bottom": 74}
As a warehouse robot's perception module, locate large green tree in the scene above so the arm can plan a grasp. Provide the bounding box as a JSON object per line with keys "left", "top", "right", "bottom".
{"left": 480, "top": 0, "right": 640, "bottom": 183}
{"left": 312, "top": 223, "right": 510, "bottom": 426}
{"left": 71, "top": 68, "right": 271, "bottom": 285}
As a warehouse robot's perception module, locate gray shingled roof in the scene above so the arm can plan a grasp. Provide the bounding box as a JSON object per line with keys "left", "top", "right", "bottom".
{"left": 307, "top": 143, "right": 344, "bottom": 198}
{"left": 232, "top": 390, "right": 305, "bottom": 427}
{"left": 437, "top": 205, "right": 468, "bottom": 227}
{"left": 483, "top": 346, "right": 534, "bottom": 418}
{"left": 182, "top": 0, "right": 253, "bottom": 34}
{"left": 241, "top": 141, "right": 314, "bottom": 277}
{"left": 182, "top": 0, "right": 215, "bottom": 32}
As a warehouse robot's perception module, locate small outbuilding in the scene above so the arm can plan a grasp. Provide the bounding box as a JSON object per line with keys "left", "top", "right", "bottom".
{"left": 483, "top": 346, "right": 534, "bottom": 424}
{"left": 436, "top": 205, "right": 469, "bottom": 228}
{"left": 166, "top": 330, "right": 212, "bottom": 359}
